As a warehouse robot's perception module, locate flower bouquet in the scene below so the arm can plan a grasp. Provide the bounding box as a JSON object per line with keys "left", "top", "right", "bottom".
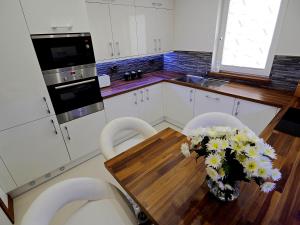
{"left": 181, "top": 126, "right": 281, "bottom": 202}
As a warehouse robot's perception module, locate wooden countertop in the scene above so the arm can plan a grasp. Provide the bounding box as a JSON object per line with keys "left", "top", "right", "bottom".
{"left": 101, "top": 71, "right": 293, "bottom": 108}
{"left": 105, "top": 127, "right": 300, "bottom": 225}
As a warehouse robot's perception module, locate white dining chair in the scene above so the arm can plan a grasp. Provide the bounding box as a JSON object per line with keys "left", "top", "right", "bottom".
{"left": 100, "top": 117, "right": 157, "bottom": 160}
{"left": 21, "top": 177, "right": 137, "bottom": 225}
{"left": 182, "top": 112, "right": 247, "bottom": 136}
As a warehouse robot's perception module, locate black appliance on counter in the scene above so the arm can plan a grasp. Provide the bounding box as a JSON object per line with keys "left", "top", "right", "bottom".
{"left": 31, "top": 33, "right": 104, "bottom": 124}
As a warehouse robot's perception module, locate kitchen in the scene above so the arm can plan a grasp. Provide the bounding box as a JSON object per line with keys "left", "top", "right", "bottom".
{"left": 0, "top": 0, "right": 300, "bottom": 225}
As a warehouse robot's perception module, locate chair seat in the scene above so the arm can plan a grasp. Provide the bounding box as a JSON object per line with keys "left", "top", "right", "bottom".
{"left": 64, "top": 199, "right": 135, "bottom": 225}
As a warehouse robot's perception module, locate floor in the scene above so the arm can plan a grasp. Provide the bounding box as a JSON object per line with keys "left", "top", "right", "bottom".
{"left": 13, "top": 121, "right": 181, "bottom": 225}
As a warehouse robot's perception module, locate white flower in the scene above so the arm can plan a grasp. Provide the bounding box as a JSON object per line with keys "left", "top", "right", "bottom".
{"left": 206, "top": 167, "right": 220, "bottom": 181}
{"left": 205, "top": 154, "right": 222, "bottom": 168}
{"left": 245, "top": 145, "right": 259, "bottom": 158}
{"left": 206, "top": 139, "right": 227, "bottom": 151}
{"left": 262, "top": 143, "right": 277, "bottom": 159}
{"left": 271, "top": 168, "right": 282, "bottom": 181}
{"left": 256, "top": 167, "right": 269, "bottom": 179}
{"left": 260, "top": 182, "right": 276, "bottom": 193}
{"left": 190, "top": 135, "right": 203, "bottom": 146}
{"left": 181, "top": 143, "right": 190, "bottom": 158}
{"left": 244, "top": 159, "right": 258, "bottom": 174}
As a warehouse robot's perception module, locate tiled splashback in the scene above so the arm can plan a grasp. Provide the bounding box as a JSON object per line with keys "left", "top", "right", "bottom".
{"left": 163, "top": 51, "right": 212, "bottom": 76}
{"left": 96, "top": 51, "right": 300, "bottom": 92}
{"left": 96, "top": 54, "right": 163, "bottom": 81}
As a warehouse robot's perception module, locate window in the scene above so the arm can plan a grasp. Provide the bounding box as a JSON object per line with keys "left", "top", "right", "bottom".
{"left": 213, "top": 0, "right": 287, "bottom": 76}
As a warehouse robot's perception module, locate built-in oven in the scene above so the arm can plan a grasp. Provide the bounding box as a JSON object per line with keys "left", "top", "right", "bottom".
{"left": 31, "top": 33, "right": 104, "bottom": 124}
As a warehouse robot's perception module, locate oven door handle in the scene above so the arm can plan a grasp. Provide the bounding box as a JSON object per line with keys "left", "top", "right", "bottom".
{"left": 55, "top": 79, "right": 95, "bottom": 90}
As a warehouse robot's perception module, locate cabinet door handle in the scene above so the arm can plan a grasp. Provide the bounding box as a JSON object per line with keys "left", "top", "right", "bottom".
{"left": 50, "top": 119, "right": 58, "bottom": 135}
{"left": 146, "top": 89, "right": 149, "bottom": 101}
{"left": 140, "top": 90, "right": 144, "bottom": 102}
{"left": 109, "top": 42, "right": 114, "bottom": 57}
{"left": 189, "top": 89, "right": 194, "bottom": 102}
{"left": 205, "top": 95, "right": 220, "bottom": 101}
{"left": 154, "top": 39, "right": 157, "bottom": 52}
{"left": 152, "top": 2, "right": 162, "bottom": 7}
{"left": 134, "top": 92, "right": 137, "bottom": 105}
{"left": 235, "top": 101, "right": 240, "bottom": 116}
{"left": 51, "top": 25, "right": 72, "bottom": 30}
{"left": 158, "top": 39, "right": 161, "bottom": 51}
{"left": 64, "top": 126, "right": 71, "bottom": 140}
{"left": 115, "top": 41, "right": 121, "bottom": 56}
{"left": 43, "top": 97, "right": 51, "bottom": 114}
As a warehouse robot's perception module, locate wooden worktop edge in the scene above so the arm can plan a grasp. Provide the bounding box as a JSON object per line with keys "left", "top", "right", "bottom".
{"left": 0, "top": 194, "right": 14, "bottom": 224}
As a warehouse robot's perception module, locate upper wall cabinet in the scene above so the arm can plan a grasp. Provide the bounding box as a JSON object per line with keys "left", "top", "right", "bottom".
{"left": 135, "top": 0, "right": 174, "bottom": 9}
{"left": 135, "top": 7, "right": 173, "bottom": 55}
{"left": 86, "top": 2, "right": 138, "bottom": 61}
{"left": 0, "top": 0, "right": 55, "bottom": 132}
{"left": 87, "top": 0, "right": 134, "bottom": 5}
{"left": 20, "top": 0, "right": 90, "bottom": 34}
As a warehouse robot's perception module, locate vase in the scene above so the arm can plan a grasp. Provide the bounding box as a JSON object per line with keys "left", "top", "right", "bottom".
{"left": 206, "top": 177, "right": 240, "bottom": 202}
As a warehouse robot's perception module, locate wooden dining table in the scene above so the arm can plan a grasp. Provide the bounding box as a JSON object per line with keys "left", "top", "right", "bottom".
{"left": 105, "top": 127, "right": 300, "bottom": 225}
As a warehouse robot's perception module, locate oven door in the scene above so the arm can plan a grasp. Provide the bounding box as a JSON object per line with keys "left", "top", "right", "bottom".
{"left": 48, "top": 77, "right": 103, "bottom": 124}
{"left": 31, "top": 33, "right": 95, "bottom": 71}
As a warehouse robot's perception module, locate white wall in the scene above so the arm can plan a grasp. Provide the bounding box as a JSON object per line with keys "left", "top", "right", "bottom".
{"left": 276, "top": 0, "right": 300, "bottom": 56}
{"left": 173, "top": 0, "right": 220, "bottom": 52}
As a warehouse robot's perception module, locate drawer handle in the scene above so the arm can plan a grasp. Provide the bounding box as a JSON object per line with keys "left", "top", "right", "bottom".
{"left": 43, "top": 97, "right": 51, "bottom": 114}
{"left": 134, "top": 92, "right": 137, "bottom": 105}
{"left": 65, "top": 126, "right": 71, "bottom": 140}
{"left": 109, "top": 42, "right": 114, "bottom": 57}
{"left": 51, "top": 25, "right": 72, "bottom": 30}
{"left": 205, "top": 95, "right": 220, "bottom": 101}
{"left": 50, "top": 119, "right": 58, "bottom": 135}
{"left": 235, "top": 101, "right": 241, "bottom": 116}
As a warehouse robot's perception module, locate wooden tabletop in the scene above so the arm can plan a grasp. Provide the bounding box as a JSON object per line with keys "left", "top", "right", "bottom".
{"left": 105, "top": 128, "right": 300, "bottom": 225}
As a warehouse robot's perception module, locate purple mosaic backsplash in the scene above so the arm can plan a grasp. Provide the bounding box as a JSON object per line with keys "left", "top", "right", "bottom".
{"left": 96, "top": 51, "right": 300, "bottom": 92}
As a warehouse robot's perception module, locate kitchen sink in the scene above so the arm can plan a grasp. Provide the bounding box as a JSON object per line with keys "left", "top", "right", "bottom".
{"left": 275, "top": 107, "right": 300, "bottom": 137}
{"left": 175, "top": 75, "right": 228, "bottom": 87}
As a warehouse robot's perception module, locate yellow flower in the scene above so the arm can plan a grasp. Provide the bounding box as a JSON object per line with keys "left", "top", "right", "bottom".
{"left": 205, "top": 154, "right": 222, "bottom": 168}
{"left": 257, "top": 167, "right": 269, "bottom": 179}
{"left": 244, "top": 160, "right": 258, "bottom": 173}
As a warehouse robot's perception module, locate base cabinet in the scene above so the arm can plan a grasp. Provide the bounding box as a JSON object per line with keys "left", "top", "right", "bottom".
{"left": 60, "top": 110, "right": 107, "bottom": 160}
{"left": 163, "top": 83, "right": 195, "bottom": 127}
{"left": 194, "top": 90, "right": 235, "bottom": 116}
{"left": 0, "top": 116, "right": 70, "bottom": 189}
{"left": 234, "top": 99, "right": 279, "bottom": 135}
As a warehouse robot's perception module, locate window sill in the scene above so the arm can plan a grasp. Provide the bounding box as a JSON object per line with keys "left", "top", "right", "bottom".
{"left": 208, "top": 71, "right": 271, "bottom": 84}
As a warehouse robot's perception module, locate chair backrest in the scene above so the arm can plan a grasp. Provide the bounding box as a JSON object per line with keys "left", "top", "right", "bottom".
{"left": 21, "top": 178, "right": 112, "bottom": 225}
{"left": 100, "top": 117, "right": 157, "bottom": 159}
{"left": 183, "top": 112, "right": 246, "bottom": 135}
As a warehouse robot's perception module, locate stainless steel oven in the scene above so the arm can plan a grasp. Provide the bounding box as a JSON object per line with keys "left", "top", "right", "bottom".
{"left": 31, "top": 33, "right": 104, "bottom": 124}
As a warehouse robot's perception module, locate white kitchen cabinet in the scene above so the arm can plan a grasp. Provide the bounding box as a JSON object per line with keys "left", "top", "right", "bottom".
{"left": 110, "top": 4, "right": 138, "bottom": 58}
{"left": 233, "top": 99, "right": 279, "bottom": 135}
{"left": 0, "top": 0, "right": 55, "bottom": 132}
{"left": 135, "top": 7, "right": 173, "bottom": 54}
{"left": 0, "top": 158, "right": 16, "bottom": 193}
{"left": 194, "top": 90, "right": 235, "bottom": 116}
{"left": 0, "top": 116, "right": 70, "bottom": 188}
{"left": 135, "top": 0, "right": 174, "bottom": 9}
{"left": 60, "top": 110, "right": 107, "bottom": 160}
{"left": 138, "top": 84, "right": 164, "bottom": 124}
{"left": 163, "top": 83, "right": 195, "bottom": 128}
{"left": 86, "top": 3, "right": 114, "bottom": 61}
{"left": 20, "top": 0, "right": 90, "bottom": 34}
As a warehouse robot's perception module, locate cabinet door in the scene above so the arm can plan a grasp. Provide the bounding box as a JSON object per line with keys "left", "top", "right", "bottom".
{"left": 110, "top": 4, "right": 138, "bottom": 58}
{"left": 61, "top": 111, "right": 106, "bottom": 160}
{"left": 20, "top": 0, "right": 90, "bottom": 34}
{"left": 163, "top": 83, "right": 195, "bottom": 127}
{"left": 135, "top": 7, "right": 158, "bottom": 54}
{"left": 104, "top": 91, "right": 138, "bottom": 121}
{"left": 234, "top": 99, "right": 279, "bottom": 135}
{"left": 0, "top": 158, "right": 16, "bottom": 193}
{"left": 157, "top": 9, "right": 174, "bottom": 52}
{"left": 0, "top": 0, "right": 54, "bottom": 132}
{"left": 194, "top": 90, "right": 235, "bottom": 116}
{"left": 86, "top": 3, "right": 114, "bottom": 61}
{"left": 0, "top": 116, "right": 70, "bottom": 187}
{"left": 138, "top": 84, "right": 164, "bottom": 124}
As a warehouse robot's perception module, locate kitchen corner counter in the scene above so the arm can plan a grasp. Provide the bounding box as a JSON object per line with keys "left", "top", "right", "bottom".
{"left": 101, "top": 71, "right": 293, "bottom": 108}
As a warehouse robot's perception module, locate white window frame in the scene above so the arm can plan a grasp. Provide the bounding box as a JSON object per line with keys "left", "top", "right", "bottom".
{"left": 211, "top": 0, "right": 289, "bottom": 76}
